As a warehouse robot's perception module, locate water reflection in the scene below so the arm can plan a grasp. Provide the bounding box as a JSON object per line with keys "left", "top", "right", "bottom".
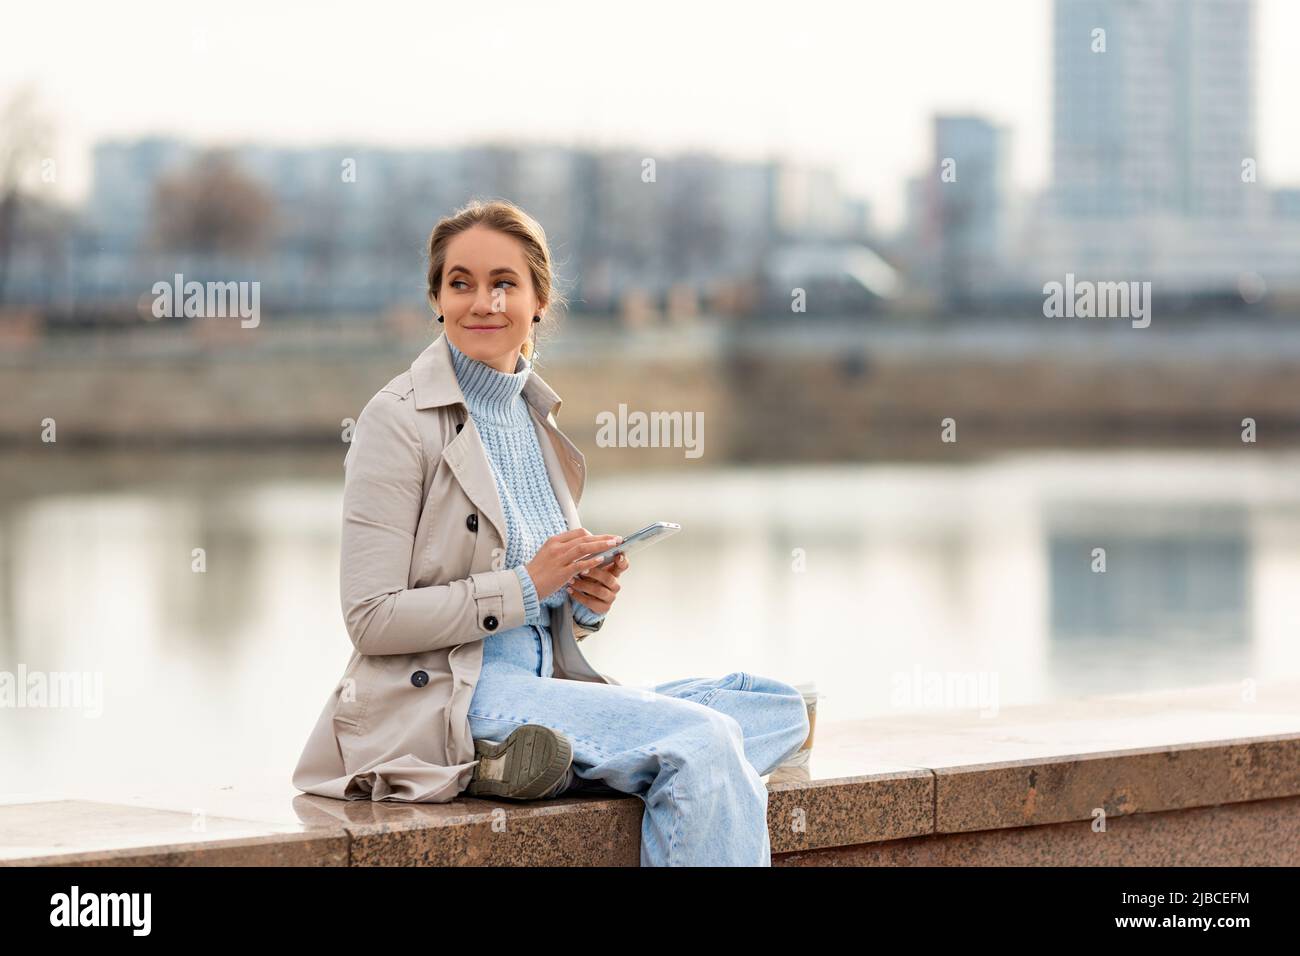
{"left": 1, "top": 448, "right": 1297, "bottom": 794}
{"left": 1048, "top": 504, "right": 1249, "bottom": 642}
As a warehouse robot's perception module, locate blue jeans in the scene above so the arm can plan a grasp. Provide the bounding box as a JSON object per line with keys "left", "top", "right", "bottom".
{"left": 467, "top": 624, "right": 810, "bottom": 866}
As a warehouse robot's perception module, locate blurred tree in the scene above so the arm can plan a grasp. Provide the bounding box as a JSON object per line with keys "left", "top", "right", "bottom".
{"left": 149, "top": 149, "right": 275, "bottom": 256}
{"left": 0, "top": 84, "right": 56, "bottom": 305}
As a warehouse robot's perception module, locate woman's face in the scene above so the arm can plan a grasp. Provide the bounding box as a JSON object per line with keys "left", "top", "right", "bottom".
{"left": 436, "top": 225, "right": 544, "bottom": 374}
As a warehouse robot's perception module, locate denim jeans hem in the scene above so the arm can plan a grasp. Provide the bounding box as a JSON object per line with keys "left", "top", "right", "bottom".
{"left": 695, "top": 670, "right": 752, "bottom": 709}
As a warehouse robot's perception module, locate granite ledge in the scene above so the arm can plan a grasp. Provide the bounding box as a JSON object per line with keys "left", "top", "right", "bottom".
{"left": 2, "top": 679, "right": 1298, "bottom": 866}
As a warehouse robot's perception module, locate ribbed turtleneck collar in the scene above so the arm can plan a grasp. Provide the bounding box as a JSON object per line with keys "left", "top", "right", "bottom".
{"left": 447, "top": 337, "right": 532, "bottom": 427}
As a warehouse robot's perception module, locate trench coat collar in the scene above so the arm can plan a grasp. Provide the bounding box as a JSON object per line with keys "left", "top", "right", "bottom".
{"left": 411, "top": 330, "right": 562, "bottom": 422}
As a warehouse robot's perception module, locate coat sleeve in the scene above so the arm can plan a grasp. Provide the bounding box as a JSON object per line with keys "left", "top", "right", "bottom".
{"left": 340, "top": 388, "right": 526, "bottom": 655}
{"left": 571, "top": 595, "right": 606, "bottom": 635}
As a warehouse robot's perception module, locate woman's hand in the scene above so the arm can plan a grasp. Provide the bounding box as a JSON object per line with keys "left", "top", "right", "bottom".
{"left": 524, "top": 528, "right": 622, "bottom": 601}
{"left": 565, "top": 552, "right": 629, "bottom": 615}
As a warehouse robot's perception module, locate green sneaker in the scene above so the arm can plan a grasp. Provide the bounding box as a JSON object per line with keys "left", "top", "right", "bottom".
{"left": 466, "top": 723, "right": 575, "bottom": 800}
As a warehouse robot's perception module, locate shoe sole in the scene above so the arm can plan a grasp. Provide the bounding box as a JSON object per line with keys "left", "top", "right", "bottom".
{"left": 466, "top": 723, "right": 573, "bottom": 800}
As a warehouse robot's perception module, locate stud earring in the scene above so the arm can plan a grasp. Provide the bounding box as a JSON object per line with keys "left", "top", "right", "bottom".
{"left": 436, "top": 314, "right": 444, "bottom": 323}
{"left": 533, "top": 315, "right": 541, "bottom": 322}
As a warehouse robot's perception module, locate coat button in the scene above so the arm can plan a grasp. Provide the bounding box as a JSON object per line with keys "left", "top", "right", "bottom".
{"left": 410, "top": 670, "right": 429, "bottom": 688}
{"left": 483, "top": 615, "right": 498, "bottom": 631}
{"left": 466, "top": 513, "right": 478, "bottom": 532}
{"left": 455, "top": 422, "right": 464, "bottom": 434}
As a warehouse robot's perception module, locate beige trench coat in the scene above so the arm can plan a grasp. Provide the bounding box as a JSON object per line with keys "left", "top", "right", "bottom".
{"left": 292, "top": 331, "right": 620, "bottom": 803}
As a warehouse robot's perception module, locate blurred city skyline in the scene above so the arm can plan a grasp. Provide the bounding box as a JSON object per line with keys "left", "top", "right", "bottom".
{"left": 5, "top": 0, "right": 1300, "bottom": 232}
{"left": 5, "top": 0, "right": 1300, "bottom": 320}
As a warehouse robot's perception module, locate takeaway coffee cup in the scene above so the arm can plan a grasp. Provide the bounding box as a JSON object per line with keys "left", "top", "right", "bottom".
{"left": 790, "top": 680, "right": 818, "bottom": 763}
{"left": 766, "top": 680, "right": 818, "bottom": 783}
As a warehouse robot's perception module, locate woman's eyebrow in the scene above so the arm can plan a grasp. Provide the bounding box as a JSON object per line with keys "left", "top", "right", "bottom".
{"left": 447, "top": 265, "right": 520, "bottom": 277}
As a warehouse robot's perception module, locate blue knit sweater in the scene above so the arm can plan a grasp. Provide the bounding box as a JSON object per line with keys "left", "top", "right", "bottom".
{"left": 448, "top": 338, "right": 606, "bottom": 632}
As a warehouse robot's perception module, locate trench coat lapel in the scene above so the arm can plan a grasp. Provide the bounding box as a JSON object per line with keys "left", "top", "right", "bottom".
{"left": 409, "top": 332, "right": 587, "bottom": 548}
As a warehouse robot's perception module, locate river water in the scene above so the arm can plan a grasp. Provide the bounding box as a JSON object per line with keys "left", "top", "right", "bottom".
{"left": 1, "top": 447, "right": 1297, "bottom": 794}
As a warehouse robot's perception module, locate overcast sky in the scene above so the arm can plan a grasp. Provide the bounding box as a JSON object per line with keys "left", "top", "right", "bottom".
{"left": 4, "top": 0, "right": 1297, "bottom": 230}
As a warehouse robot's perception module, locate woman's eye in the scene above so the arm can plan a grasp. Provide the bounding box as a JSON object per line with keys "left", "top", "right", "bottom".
{"left": 449, "top": 278, "right": 514, "bottom": 290}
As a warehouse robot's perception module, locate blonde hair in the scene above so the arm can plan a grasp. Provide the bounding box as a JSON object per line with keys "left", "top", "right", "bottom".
{"left": 426, "top": 198, "right": 566, "bottom": 364}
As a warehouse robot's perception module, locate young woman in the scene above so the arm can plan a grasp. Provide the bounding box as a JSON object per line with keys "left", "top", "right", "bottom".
{"left": 293, "top": 199, "right": 810, "bottom": 866}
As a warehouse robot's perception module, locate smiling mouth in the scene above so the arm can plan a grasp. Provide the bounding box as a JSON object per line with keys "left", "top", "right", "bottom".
{"left": 465, "top": 325, "right": 504, "bottom": 330}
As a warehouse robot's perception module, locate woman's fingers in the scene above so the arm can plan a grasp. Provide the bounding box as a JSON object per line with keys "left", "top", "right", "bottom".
{"left": 568, "top": 576, "right": 615, "bottom": 603}
{"left": 571, "top": 570, "right": 620, "bottom": 605}
{"left": 591, "top": 555, "right": 628, "bottom": 579}
{"left": 578, "top": 565, "right": 621, "bottom": 588}
{"left": 568, "top": 553, "right": 628, "bottom": 610}
{"left": 562, "top": 554, "right": 610, "bottom": 585}
{"left": 563, "top": 536, "right": 620, "bottom": 563}
{"left": 576, "top": 555, "right": 628, "bottom": 584}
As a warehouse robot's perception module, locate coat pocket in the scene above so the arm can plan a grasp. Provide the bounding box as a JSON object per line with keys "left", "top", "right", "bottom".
{"left": 334, "top": 657, "right": 371, "bottom": 731}
{"left": 332, "top": 656, "right": 383, "bottom": 772}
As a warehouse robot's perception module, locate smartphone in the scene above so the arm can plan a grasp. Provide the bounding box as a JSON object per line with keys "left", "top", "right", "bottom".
{"left": 585, "top": 521, "right": 681, "bottom": 569}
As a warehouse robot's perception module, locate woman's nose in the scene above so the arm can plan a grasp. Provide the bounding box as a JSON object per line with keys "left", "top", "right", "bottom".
{"left": 474, "top": 287, "right": 501, "bottom": 315}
